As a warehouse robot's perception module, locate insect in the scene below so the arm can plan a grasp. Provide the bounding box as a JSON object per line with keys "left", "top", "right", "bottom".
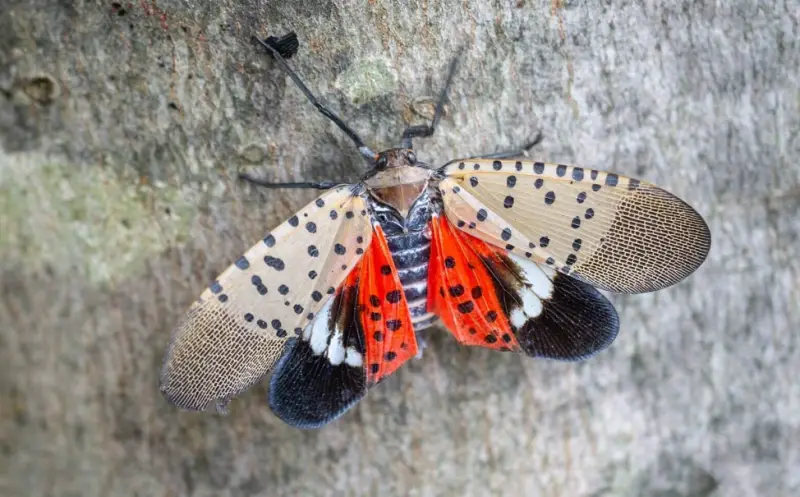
{"left": 159, "top": 33, "right": 712, "bottom": 428}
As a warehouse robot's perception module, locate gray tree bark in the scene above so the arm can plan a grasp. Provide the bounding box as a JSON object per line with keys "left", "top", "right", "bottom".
{"left": 1, "top": 1, "right": 798, "bottom": 496}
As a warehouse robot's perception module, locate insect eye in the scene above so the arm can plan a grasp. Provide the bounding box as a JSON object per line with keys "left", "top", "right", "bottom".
{"left": 407, "top": 151, "right": 417, "bottom": 164}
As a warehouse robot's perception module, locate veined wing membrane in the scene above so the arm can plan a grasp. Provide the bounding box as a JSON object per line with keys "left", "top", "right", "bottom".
{"left": 159, "top": 185, "right": 373, "bottom": 411}
{"left": 439, "top": 159, "right": 711, "bottom": 293}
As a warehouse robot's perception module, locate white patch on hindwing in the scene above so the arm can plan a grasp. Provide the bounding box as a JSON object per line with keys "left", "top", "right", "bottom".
{"left": 504, "top": 253, "right": 557, "bottom": 330}
{"left": 301, "top": 297, "right": 364, "bottom": 367}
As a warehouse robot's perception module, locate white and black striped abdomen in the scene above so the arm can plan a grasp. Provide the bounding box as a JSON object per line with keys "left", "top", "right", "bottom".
{"left": 384, "top": 231, "right": 437, "bottom": 331}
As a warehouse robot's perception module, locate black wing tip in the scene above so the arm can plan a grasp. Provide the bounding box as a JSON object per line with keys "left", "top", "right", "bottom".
{"left": 262, "top": 31, "right": 300, "bottom": 59}
{"left": 268, "top": 339, "right": 367, "bottom": 429}
{"left": 517, "top": 275, "right": 620, "bottom": 361}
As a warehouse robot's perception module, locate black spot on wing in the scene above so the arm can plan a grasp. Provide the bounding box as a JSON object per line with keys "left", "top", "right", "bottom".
{"left": 268, "top": 339, "right": 366, "bottom": 429}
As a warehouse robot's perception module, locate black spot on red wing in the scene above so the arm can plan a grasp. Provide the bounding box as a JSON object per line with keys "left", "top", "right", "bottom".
{"left": 380, "top": 265, "right": 392, "bottom": 275}
{"left": 386, "top": 320, "right": 402, "bottom": 331}
{"left": 264, "top": 256, "right": 286, "bottom": 271}
{"left": 471, "top": 286, "right": 483, "bottom": 298}
{"left": 370, "top": 295, "right": 380, "bottom": 307}
{"left": 502, "top": 333, "right": 512, "bottom": 343}
{"left": 484, "top": 334, "right": 498, "bottom": 344}
{"left": 288, "top": 216, "right": 299, "bottom": 227}
{"left": 445, "top": 256, "right": 456, "bottom": 268}
{"left": 370, "top": 363, "right": 380, "bottom": 374}
{"left": 263, "top": 234, "right": 276, "bottom": 247}
{"left": 373, "top": 331, "right": 383, "bottom": 342}
{"left": 486, "top": 310, "right": 498, "bottom": 322}
{"left": 385, "top": 351, "right": 397, "bottom": 361}
{"left": 385, "top": 290, "right": 402, "bottom": 303}
{"left": 448, "top": 284, "right": 465, "bottom": 297}
{"left": 370, "top": 312, "right": 381, "bottom": 321}
{"left": 457, "top": 301, "right": 475, "bottom": 314}
{"left": 501, "top": 227, "right": 512, "bottom": 241}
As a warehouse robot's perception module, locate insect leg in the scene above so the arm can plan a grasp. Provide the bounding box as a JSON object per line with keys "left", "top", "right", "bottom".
{"left": 470, "top": 131, "right": 544, "bottom": 159}
{"left": 400, "top": 49, "right": 463, "bottom": 149}
{"left": 254, "top": 35, "right": 377, "bottom": 162}
{"left": 239, "top": 173, "right": 341, "bottom": 190}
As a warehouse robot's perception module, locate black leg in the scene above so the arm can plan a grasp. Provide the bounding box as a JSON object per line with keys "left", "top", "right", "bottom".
{"left": 254, "top": 35, "right": 377, "bottom": 162}
{"left": 470, "top": 131, "right": 544, "bottom": 159}
{"left": 239, "top": 173, "right": 342, "bottom": 190}
{"left": 400, "top": 49, "right": 463, "bottom": 149}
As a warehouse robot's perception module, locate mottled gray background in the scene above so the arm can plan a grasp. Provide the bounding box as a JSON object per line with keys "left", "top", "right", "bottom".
{"left": 1, "top": 1, "right": 798, "bottom": 496}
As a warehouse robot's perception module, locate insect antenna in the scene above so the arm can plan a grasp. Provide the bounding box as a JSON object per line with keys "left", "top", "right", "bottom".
{"left": 400, "top": 49, "right": 463, "bottom": 149}
{"left": 254, "top": 34, "right": 378, "bottom": 162}
{"left": 238, "top": 174, "right": 341, "bottom": 190}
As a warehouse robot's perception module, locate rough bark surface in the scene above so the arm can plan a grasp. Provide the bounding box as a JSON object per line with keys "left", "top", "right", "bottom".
{"left": 1, "top": 1, "right": 798, "bottom": 496}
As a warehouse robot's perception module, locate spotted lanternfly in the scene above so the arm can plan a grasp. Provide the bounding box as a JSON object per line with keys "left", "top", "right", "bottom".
{"left": 159, "top": 33, "right": 712, "bottom": 428}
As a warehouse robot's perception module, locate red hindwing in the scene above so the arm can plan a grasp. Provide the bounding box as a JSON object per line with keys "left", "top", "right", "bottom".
{"left": 427, "top": 214, "right": 521, "bottom": 351}
{"left": 356, "top": 225, "right": 418, "bottom": 384}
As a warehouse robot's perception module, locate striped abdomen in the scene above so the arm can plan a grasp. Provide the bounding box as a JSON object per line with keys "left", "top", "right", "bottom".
{"left": 384, "top": 230, "right": 437, "bottom": 331}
